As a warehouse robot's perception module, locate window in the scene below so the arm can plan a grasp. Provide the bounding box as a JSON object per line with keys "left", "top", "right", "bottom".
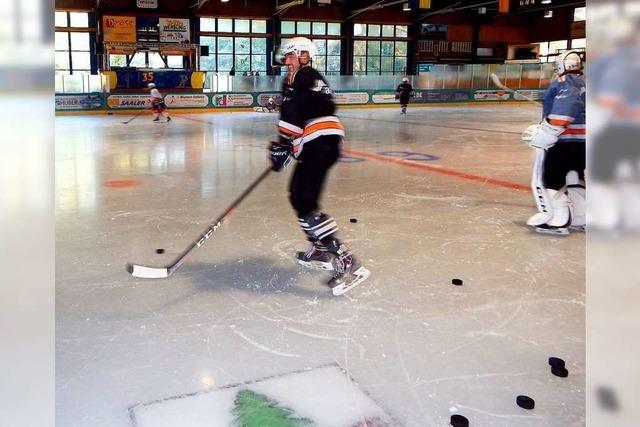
{"left": 148, "top": 53, "right": 165, "bottom": 69}
{"left": 129, "top": 53, "right": 146, "bottom": 68}
{"left": 252, "top": 20, "right": 266, "bottom": 33}
{"left": 312, "top": 22, "right": 326, "bottom": 35}
{"left": 218, "top": 18, "right": 232, "bottom": 32}
{"left": 109, "top": 55, "right": 127, "bottom": 67}
{"left": 277, "top": 21, "right": 342, "bottom": 75}
{"left": 199, "top": 18, "right": 269, "bottom": 73}
{"left": 201, "top": 18, "right": 215, "bottom": 32}
{"left": 55, "top": 12, "right": 93, "bottom": 75}
{"left": 536, "top": 40, "right": 569, "bottom": 62}
{"left": 549, "top": 40, "right": 568, "bottom": 54}
{"left": 352, "top": 23, "right": 408, "bottom": 75}
{"left": 55, "top": 11, "right": 67, "bottom": 27}
{"left": 573, "top": 7, "right": 586, "bottom": 22}
{"left": 235, "top": 19, "right": 250, "bottom": 33}
{"left": 167, "top": 56, "right": 183, "bottom": 68}
{"left": 297, "top": 21, "right": 310, "bottom": 35}
{"left": 382, "top": 25, "right": 394, "bottom": 37}
{"left": 69, "top": 12, "right": 89, "bottom": 27}
{"left": 281, "top": 21, "right": 295, "bottom": 34}
{"left": 367, "top": 24, "right": 381, "bottom": 37}
{"left": 571, "top": 38, "right": 586, "bottom": 49}
{"left": 327, "top": 23, "right": 340, "bottom": 35}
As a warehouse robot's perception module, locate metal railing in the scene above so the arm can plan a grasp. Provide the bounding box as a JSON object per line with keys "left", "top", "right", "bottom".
{"left": 54, "top": 62, "right": 555, "bottom": 94}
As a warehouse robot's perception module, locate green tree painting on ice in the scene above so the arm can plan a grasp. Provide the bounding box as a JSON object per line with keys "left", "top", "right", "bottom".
{"left": 231, "top": 389, "right": 316, "bottom": 427}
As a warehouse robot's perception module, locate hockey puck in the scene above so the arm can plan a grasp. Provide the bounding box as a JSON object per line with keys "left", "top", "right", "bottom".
{"left": 516, "top": 395, "right": 535, "bottom": 410}
{"left": 450, "top": 414, "right": 469, "bottom": 427}
{"left": 452, "top": 278, "right": 463, "bottom": 286}
{"left": 350, "top": 218, "right": 357, "bottom": 223}
{"left": 156, "top": 248, "right": 165, "bottom": 254}
{"left": 548, "top": 357, "right": 565, "bottom": 369}
{"left": 551, "top": 366, "right": 569, "bottom": 378}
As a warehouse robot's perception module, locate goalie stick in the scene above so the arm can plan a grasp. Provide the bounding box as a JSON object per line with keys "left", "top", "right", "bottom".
{"left": 126, "top": 167, "right": 272, "bottom": 279}
{"left": 490, "top": 73, "right": 543, "bottom": 107}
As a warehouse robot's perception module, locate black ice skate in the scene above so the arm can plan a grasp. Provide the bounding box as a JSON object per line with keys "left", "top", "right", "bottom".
{"left": 533, "top": 224, "right": 569, "bottom": 236}
{"left": 296, "top": 244, "right": 333, "bottom": 271}
{"left": 327, "top": 253, "right": 370, "bottom": 296}
{"left": 153, "top": 117, "right": 160, "bottom": 122}
{"left": 166, "top": 116, "right": 171, "bottom": 122}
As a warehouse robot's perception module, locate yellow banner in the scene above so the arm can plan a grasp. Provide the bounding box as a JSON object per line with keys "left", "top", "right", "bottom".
{"left": 419, "top": 0, "right": 431, "bottom": 8}
{"left": 103, "top": 16, "right": 136, "bottom": 43}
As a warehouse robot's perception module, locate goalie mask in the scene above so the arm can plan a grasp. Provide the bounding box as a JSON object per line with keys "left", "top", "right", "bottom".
{"left": 555, "top": 51, "right": 582, "bottom": 76}
{"left": 276, "top": 37, "right": 317, "bottom": 65}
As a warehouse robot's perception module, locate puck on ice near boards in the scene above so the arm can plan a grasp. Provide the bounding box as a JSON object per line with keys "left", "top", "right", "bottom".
{"left": 350, "top": 218, "right": 357, "bottom": 223}
{"left": 551, "top": 365, "right": 569, "bottom": 377}
{"left": 450, "top": 414, "right": 469, "bottom": 427}
{"left": 452, "top": 278, "right": 463, "bottom": 286}
{"left": 516, "top": 395, "right": 535, "bottom": 410}
{"left": 156, "top": 248, "right": 165, "bottom": 254}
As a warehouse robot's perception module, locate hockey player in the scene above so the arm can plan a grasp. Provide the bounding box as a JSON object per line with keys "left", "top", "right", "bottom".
{"left": 266, "top": 96, "right": 277, "bottom": 113}
{"left": 396, "top": 77, "right": 413, "bottom": 114}
{"left": 268, "top": 37, "right": 370, "bottom": 295}
{"left": 147, "top": 83, "right": 171, "bottom": 123}
{"left": 522, "top": 51, "right": 585, "bottom": 235}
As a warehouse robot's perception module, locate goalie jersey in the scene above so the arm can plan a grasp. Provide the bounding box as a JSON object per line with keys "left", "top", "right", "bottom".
{"left": 542, "top": 73, "right": 586, "bottom": 142}
{"left": 277, "top": 66, "right": 344, "bottom": 158}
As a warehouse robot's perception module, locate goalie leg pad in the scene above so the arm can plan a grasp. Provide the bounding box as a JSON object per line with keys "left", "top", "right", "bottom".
{"left": 531, "top": 149, "right": 553, "bottom": 215}
{"left": 566, "top": 170, "right": 585, "bottom": 229}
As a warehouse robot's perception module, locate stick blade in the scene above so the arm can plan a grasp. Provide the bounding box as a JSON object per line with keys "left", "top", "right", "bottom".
{"left": 127, "top": 263, "right": 170, "bottom": 279}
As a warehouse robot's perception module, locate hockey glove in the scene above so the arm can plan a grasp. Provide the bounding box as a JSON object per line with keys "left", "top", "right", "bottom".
{"left": 528, "top": 119, "right": 565, "bottom": 150}
{"left": 269, "top": 140, "right": 293, "bottom": 172}
{"left": 521, "top": 124, "right": 540, "bottom": 143}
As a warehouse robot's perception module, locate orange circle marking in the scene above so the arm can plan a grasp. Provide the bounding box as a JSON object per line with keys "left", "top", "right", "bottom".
{"left": 103, "top": 179, "right": 140, "bottom": 188}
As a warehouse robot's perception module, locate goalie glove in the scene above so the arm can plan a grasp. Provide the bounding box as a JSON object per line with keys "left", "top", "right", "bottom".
{"left": 528, "top": 119, "right": 565, "bottom": 150}
{"left": 268, "top": 140, "right": 293, "bottom": 172}
{"left": 521, "top": 124, "right": 540, "bottom": 143}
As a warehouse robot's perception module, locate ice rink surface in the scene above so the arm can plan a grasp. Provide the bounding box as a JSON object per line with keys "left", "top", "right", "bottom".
{"left": 55, "top": 104, "right": 584, "bottom": 426}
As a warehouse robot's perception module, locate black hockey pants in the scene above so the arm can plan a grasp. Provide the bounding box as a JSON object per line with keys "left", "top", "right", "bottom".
{"left": 289, "top": 135, "right": 341, "bottom": 218}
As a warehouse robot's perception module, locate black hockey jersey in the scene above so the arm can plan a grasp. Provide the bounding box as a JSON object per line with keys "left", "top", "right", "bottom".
{"left": 277, "top": 66, "right": 344, "bottom": 158}
{"left": 396, "top": 82, "right": 413, "bottom": 104}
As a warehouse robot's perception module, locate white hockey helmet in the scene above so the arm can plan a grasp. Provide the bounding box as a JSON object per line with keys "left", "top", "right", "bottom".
{"left": 277, "top": 37, "right": 317, "bottom": 63}
{"left": 147, "top": 83, "right": 156, "bottom": 89}
{"left": 402, "top": 77, "right": 409, "bottom": 83}
{"left": 555, "top": 51, "right": 582, "bottom": 76}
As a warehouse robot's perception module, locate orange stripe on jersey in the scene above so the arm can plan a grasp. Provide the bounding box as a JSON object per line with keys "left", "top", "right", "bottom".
{"left": 303, "top": 121, "right": 344, "bottom": 136}
{"left": 278, "top": 126, "right": 302, "bottom": 137}
{"left": 548, "top": 118, "right": 571, "bottom": 126}
{"left": 562, "top": 128, "right": 586, "bottom": 135}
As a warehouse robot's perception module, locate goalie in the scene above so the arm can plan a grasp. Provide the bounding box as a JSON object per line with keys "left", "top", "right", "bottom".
{"left": 521, "top": 51, "right": 585, "bottom": 236}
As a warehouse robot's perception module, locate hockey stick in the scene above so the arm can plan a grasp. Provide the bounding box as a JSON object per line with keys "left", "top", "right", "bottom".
{"left": 126, "top": 167, "right": 272, "bottom": 278}
{"left": 122, "top": 109, "right": 147, "bottom": 124}
{"left": 490, "top": 73, "right": 542, "bottom": 107}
